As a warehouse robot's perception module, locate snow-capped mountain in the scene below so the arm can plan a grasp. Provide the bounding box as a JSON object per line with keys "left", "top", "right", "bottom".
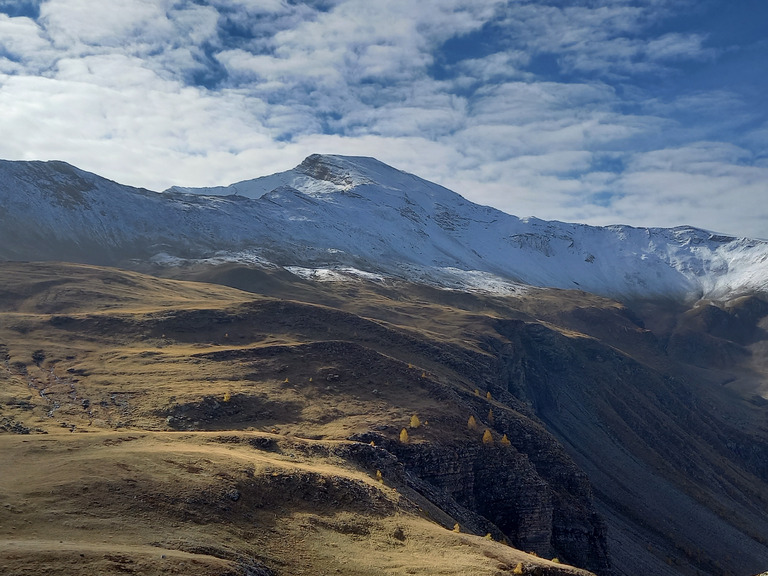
{"left": 2, "top": 154, "right": 767, "bottom": 302}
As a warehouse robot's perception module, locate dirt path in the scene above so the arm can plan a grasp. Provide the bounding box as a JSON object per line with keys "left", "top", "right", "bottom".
{"left": 0, "top": 538, "right": 223, "bottom": 559}
{"left": 0, "top": 537, "right": 237, "bottom": 576}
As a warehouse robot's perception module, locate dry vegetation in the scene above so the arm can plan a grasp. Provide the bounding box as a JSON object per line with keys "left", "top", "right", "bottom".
{"left": 1, "top": 431, "right": 586, "bottom": 576}
{"left": 0, "top": 262, "right": 595, "bottom": 576}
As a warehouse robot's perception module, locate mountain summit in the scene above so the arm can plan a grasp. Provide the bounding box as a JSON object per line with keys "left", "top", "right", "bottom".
{"left": 2, "top": 154, "right": 767, "bottom": 302}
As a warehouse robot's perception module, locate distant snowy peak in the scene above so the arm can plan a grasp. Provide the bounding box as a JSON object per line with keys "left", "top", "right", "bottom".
{"left": 164, "top": 153, "right": 768, "bottom": 302}
{"left": 2, "top": 154, "right": 768, "bottom": 302}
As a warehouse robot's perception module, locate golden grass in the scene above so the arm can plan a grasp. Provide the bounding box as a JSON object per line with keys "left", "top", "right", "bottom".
{"left": 0, "top": 431, "right": 593, "bottom": 576}
{"left": 0, "top": 262, "right": 597, "bottom": 575}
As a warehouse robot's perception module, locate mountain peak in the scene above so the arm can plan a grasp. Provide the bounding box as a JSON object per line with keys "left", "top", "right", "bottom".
{"left": 0, "top": 158, "right": 131, "bottom": 210}
{"left": 295, "top": 154, "right": 374, "bottom": 190}
{"left": 293, "top": 153, "right": 450, "bottom": 197}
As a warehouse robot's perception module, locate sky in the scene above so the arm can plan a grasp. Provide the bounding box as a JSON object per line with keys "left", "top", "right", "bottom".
{"left": 0, "top": 0, "right": 767, "bottom": 239}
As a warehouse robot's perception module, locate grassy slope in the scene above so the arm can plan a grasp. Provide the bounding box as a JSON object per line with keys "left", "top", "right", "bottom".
{"left": 1, "top": 431, "right": 585, "bottom": 576}
{"left": 134, "top": 263, "right": 768, "bottom": 576}
{"left": 0, "top": 262, "right": 593, "bottom": 576}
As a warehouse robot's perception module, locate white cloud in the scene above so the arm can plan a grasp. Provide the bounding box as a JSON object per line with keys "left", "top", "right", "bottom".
{"left": 0, "top": 69, "right": 276, "bottom": 186}
{"left": 341, "top": 100, "right": 467, "bottom": 139}
{"left": 645, "top": 32, "right": 713, "bottom": 61}
{"left": 38, "top": 0, "right": 220, "bottom": 86}
{"left": 494, "top": 2, "right": 711, "bottom": 76}
{"left": 0, "top": 13, "right": 53, "bottom": 71}
{"left": 40, "top": 0, "right": 174, "bottom": 49}
{"left": 216, "top": 47, "right": 341, "bottom": 83}
{"left": 626, "top": 142, "right": 754, "bottom": 172}
{"left": 744, "top": 121, "right": 768, "bottom": 159}
{"left": 454, "top": 51, "right": 533, "bottom": 83}
{"left": 53, "top": 54, "right": 169, "bottom": 89}
{"left": 215, "top": 0, "right": 504, "bottom": 95}
{"left": 0, "top": 14, "right": 48, "bottom": 54}
{"left": 569, "top": 143, "right": 768, "bottom": 238}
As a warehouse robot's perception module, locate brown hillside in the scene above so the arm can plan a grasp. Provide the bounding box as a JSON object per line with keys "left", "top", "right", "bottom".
{"left": 2, "top": 261, "right": 768, "bottom": 576}
{"left": 1, "top": 262, "right": 598, "bottom": 576}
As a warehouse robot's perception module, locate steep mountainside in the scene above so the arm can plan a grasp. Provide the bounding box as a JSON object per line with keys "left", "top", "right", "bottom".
{"left": 2, "top": 155, "right": 767, "bottom": 301}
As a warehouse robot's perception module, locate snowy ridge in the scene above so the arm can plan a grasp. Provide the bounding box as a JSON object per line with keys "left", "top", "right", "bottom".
{"left": 172, "top": 154, "right": 768, "bottom": 301}
{"left": 1, "top": 154, "right": 767, "bottom": 302}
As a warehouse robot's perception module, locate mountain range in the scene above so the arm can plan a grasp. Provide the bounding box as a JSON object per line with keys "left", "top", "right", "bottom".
{"left": 2, "top": 154, "right": 768, "bottom": 576}
{"left": 2, "top": 153, "right": 767, "bottom": 302}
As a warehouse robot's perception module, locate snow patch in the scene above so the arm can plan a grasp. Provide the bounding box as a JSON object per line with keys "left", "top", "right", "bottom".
{"left": 285, "top": 266, "right": 388, "bottom": 283}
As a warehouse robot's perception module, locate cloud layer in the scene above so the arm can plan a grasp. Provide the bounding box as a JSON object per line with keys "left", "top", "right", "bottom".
{"left": 0, "top": 0, "right": 766, "bottom": 238}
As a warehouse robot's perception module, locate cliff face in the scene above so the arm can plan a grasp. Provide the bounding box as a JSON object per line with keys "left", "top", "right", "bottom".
{"left": 398, "top": 441, "right": 608, "bottom": 573}
{"left": 346, "top": 433, "right": 610, "bottom": 575}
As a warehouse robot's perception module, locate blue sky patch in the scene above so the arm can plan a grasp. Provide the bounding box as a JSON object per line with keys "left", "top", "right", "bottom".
{"left": 0, "top": 1, "right": 40, "bottom": 19}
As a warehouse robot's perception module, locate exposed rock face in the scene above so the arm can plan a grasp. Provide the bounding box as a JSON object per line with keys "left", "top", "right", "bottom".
{"left": 396, "top": 441, "right": 555, "bottom": 549}
{"left": 349, "top": 429, "right": 611, "bottom": 576}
